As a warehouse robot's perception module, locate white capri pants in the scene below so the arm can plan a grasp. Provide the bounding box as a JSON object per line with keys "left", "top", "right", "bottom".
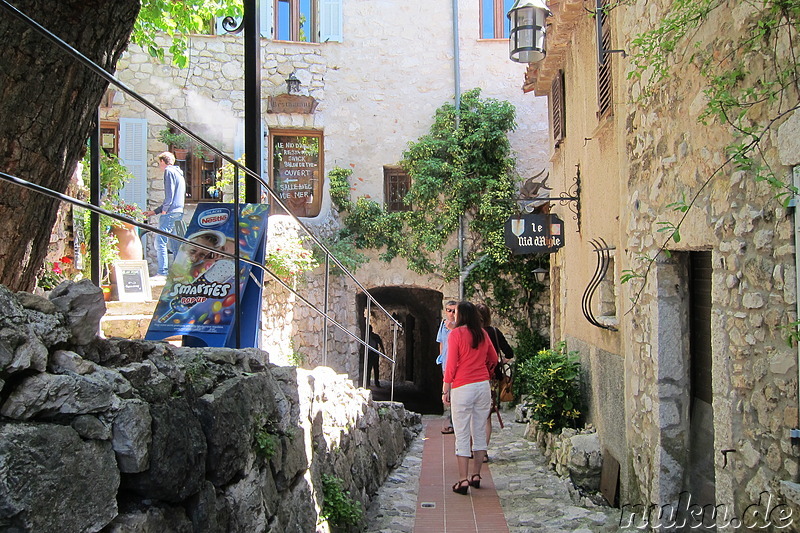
{"left": 450, "top": 380, "right": 492, "bottom": 457}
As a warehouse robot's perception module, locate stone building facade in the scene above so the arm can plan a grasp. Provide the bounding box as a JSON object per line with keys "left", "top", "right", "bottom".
{"left": 99, "top": 1, "right": 551, "bottom": 409}
{"left": 522, "top": 0, "right": 800, "bottom": 526}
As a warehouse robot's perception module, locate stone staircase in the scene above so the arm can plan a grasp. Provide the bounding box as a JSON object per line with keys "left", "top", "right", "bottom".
{"left": 100, "top": 279, "right": 166, "bottom": 339}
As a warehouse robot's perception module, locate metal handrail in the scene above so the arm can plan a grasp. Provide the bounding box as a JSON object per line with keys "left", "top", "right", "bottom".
{"left": 0, "top": 0, "right": 400, "bottom": 395}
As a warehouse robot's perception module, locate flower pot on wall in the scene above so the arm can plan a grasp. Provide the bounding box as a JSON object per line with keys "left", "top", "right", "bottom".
{"left": 111, "top": 222, "right": 143, "bottom": 261}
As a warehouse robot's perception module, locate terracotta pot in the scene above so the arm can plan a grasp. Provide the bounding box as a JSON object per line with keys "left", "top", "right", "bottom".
{"left": 111, "top": 223, "right": 143, "bottom": 261}
{"left": 102, "top": 285, "right": 112, "bottom": 302}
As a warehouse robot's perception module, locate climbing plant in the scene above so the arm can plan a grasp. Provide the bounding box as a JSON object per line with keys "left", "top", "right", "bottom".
{"left": 329, "top": 88, "right": 549, "bottom": 335}
{"left": 621, "top": 0, "right": 800, "bottom": 309}
{"left": 133, "top": 0, "right": 243, "bottom": 68}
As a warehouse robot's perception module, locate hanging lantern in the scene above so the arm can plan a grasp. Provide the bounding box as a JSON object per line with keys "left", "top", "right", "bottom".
{"left": 508, "top": 0, "right": 551, "bottom": 63}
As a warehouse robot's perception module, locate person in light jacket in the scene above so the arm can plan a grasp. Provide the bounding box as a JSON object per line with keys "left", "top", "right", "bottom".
{"left": 143, "top": 151, "right": 185, "bottom": 277}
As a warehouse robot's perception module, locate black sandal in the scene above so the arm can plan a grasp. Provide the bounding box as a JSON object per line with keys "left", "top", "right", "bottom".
{"left": 452, "top": 479, "right": 469, "bottom": 495}
{"left": 468, "top": 474, "right": 481, "bottom": 488}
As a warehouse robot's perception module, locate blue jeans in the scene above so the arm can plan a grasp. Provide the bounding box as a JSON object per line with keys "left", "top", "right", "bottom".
{"left": 155, "top": 211, "right": 183, "bottom": 276}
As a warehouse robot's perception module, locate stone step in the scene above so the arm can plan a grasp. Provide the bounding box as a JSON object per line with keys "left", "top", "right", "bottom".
{"left": 105, "top": 300, "right": 158, "bottom": 317}
{"left": 100, "top": 314, "right": 153, "bottom": 340}
{"left": 100, "top": 279, "right": 167, "bottom": 339}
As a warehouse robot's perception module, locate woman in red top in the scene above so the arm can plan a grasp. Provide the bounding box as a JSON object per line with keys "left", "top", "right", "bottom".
{"left": 442, "top": 301, "right": 498, "bottom": 494}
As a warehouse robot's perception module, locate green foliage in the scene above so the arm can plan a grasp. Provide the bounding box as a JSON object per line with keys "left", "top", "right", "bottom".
{"left": 264, "top": 236, "right": 319, "bottom": 283}
{"left": 320, "top": 474, "right": 363, "bottom": 529}
{"left": 288, "top": 341, "right": 307, "bottom": 366}
{"left": 36, "top": 258, "right": 73, "bottom": 290}
{"left": 780, "top": 319, "right": 800, "bottom": 347}
{"left": 311, "top": 233, "right": 369, "bottom": 275}
{"left": 327, "top": 89, "right": 548, "bottom": 339}
{"left": 184, "top": 353, "right": 210, "bottom": 384}
{"left": 511, "top": 327, "right": 550, "bottom": 399}
{"left": 623, "top": 0, "right": 800, "bottom": 305}
{"left": 517, "top": 342, "right": 582, "bottom": 433}
{"left": 133, "top": 0, "right": 243, "bottom": 68}
{"left": 157, "top": 128, "right": 192, "bottom": 149}
{"left": 401, "top": 88, "right": 518, "bottom": 279}
{"left": 209, "top": 155, "right": 247, "bottom": 203}
{"left": 328, "top": 166, "right": 353, "bottom": 211}
{"left": 75, "top": 207, "right": 120, "bottom": 284}
{"left": 255, "top": 427, "right": 279, "bottom": 459}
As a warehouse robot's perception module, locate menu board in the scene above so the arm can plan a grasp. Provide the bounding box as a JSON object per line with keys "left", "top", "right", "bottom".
{"left": 271, "top": 133, "right": 323, "bottom": 217}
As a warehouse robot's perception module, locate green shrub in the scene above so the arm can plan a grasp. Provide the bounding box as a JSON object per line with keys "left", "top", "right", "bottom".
{"left": 517, "top": 341, "right": 582, "bottom": 433}
{"left": 320, "top": 474, "right": 363, "bottom": 529}
{"left": 254, "top": 427, "right": 279, "bottom": 459}
{"left": 511, "top": 327, "right": 549, "bottom": 399}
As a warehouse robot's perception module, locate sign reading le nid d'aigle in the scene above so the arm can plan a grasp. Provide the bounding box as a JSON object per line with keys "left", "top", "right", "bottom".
{"left": 504, "top": 214, "right": 565, "bottom": 254}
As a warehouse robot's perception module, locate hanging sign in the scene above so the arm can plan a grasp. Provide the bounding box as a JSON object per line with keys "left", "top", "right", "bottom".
{"left": 504, "top": 213, "right": 565, "bottom": 254}
{"left": 145, "top": 203, "right": 270, "bottom": 348}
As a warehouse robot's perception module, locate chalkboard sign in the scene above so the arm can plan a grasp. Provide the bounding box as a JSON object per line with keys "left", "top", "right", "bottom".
{"left": 113, "top": 260, "right": 151, "bottom": 302}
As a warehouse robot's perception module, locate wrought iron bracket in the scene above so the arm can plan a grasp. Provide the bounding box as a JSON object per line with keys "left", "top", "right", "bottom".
{"left": 582, "top": 238, "right": 617, "bottom": 331}
{"left": 221, "top": 15, "right": 244, "bottom": 34}
{"left": 523, "top": 165, "right": 581, "bottom": 231}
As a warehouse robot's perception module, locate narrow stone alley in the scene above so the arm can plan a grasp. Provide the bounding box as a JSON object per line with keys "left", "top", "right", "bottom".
{"left": 366, "top": 415, "right": 624, "bottom": 532}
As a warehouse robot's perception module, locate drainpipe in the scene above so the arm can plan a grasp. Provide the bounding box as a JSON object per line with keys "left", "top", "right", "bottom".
{"left": 453, "top": 0, "right": 465, "bottom": 299}
{"left": 793, "top": 166, "right": 800, "bottom": 438}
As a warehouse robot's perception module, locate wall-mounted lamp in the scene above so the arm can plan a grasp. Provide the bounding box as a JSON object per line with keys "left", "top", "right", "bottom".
{"left": 286, "top": 72, "right": 301, "bottom": 94}
{"left": 533, "top": 267, "right": 548, "bottom": 283}
{"left": 508, "top": 0, "right": 552, "bottom": 63}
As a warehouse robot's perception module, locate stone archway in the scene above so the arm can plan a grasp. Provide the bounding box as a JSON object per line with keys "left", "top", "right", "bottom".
{"left": 357, "top": 287, "right": 444, "bottom": 414}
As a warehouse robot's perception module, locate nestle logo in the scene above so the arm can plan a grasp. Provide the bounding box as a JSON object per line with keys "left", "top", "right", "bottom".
{"left": 198, "top": 210, "right": 229, "bottom": 227}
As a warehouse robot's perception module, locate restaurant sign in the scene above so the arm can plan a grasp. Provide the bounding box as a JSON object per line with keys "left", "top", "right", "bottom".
{"left": 504, "top": 214, "right": 565, "bottom": 254}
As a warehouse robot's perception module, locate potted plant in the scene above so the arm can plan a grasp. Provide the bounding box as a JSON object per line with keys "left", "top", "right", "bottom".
{"left": 103, "top": 197, "right": 145, "bottom": 260}
{"left": 157, "top": 128, "right": 191, "bottom": 159}
{"left": 193, "top": 143, "right": 215, "bottom": 162}
{"left": 77, "top": 150, "right": 142, "bottom": 291}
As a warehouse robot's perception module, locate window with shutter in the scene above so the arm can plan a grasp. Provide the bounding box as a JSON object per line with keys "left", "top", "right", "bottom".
{"left": 384, "top": 167, "right": 411, "bottom": 212}
{"left": 551, "top": 70, "right": 566, "bottom": 146}
{"left": 118, "top": 118, "right": 148, "bottom": 210}
{"left": 596, "top": 0, "right": 613, "bottom": 118}
{"left": 273, "top": 0, "right": 341, "bottom": 42}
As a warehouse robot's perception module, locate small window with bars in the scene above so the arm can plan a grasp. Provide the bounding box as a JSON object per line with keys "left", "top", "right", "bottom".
{"left": 597, "top": 0, "right": 613, "bottom": 118}
{"left": 384, "top": 167, "right": 411, "bottom": 212}
{"left": 551, "top": 70, "right": 566, "bottom": 146}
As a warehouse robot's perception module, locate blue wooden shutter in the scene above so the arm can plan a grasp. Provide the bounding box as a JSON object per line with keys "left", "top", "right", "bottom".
{"left": 118, "top": 118, "right": 148, "bottom": 210}
{"left": 319, "top": 0, "right": 342, "bottom": 42}
{"left": 262, "top": 0, "right": 273, "bottom": 38}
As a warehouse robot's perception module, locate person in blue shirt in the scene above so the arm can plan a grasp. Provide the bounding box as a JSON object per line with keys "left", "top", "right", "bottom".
{"left": 144, "top": 152, "right": 186, "bottom": 278}
{"left": 436, "top": 300, "right": 457, "bottom": 433}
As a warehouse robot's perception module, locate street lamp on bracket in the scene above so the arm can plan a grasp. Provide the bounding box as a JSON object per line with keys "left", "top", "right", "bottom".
{"left": 508, "top": 0, "right": 552, "bottom": 63}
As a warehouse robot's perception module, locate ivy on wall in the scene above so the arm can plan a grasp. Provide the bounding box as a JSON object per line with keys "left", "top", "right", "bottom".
{"left": 621, "top": 0, "right": 800, "bottom": 312}
{"left": 329, "top": 89, "right": 549, "bottom": 342}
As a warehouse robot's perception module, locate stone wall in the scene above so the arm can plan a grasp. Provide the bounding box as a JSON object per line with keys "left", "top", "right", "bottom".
{"left": 524, "top": 0, "right": 800, "bottom": 522}
{"left": 618, "top": 1, "right": 799, "bottom": 516}
{"left": 0, "top": 281, "right": 421, "bottom": 532}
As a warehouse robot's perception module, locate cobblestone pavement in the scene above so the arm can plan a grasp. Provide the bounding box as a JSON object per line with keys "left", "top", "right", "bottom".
{"left": 366, "top": 415, "right": 625, "bottom": 532}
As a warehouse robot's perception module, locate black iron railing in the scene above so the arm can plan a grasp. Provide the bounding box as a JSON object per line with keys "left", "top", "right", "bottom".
{"left": 0, "top": 0, "right": 399, "bottom": 398}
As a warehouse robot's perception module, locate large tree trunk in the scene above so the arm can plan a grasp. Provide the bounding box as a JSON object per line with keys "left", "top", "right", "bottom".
{"left": 0, "top": 0, "right": 139, "bottom": 291}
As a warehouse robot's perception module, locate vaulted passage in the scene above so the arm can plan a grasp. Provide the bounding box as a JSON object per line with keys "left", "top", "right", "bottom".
{"left": 357, "top": 287, "right": 445, "bottom": 414}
